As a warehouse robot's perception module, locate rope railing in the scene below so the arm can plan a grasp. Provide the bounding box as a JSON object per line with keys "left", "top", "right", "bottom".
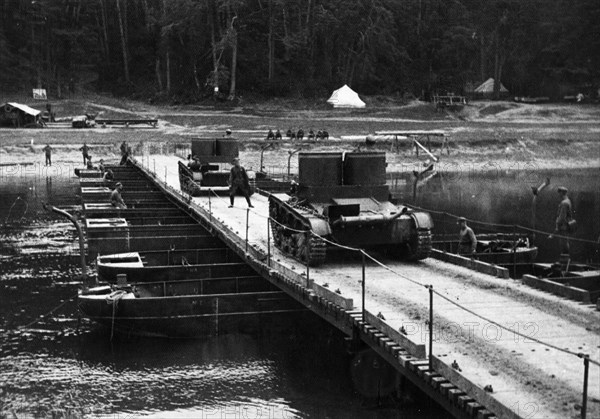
{"left": 137, "top": 157, "right": 597, "bottom": 418}
{"left": 408, "top": 203, "right": 599, "bottom": 245}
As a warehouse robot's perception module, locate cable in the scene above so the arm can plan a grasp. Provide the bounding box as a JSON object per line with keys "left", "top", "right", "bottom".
{"left": 19, "top": 293, "right": 78, "bottom": 330}
{"left": 408, "top": 204, "right": 599, "bottom": 245}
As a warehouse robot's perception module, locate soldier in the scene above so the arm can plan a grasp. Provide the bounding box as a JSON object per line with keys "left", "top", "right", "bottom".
{"left": 275, "top": 129, "right": 282, "bottom": 140}
{"left": 316, "top": 130, "right": 323, "bottom": 140}
{"left": 228, "top": 157, "right": 253, "bottom": 208}
{"left": 286, "top": 128, "right": 293, "bottom": 139}
{"left": 297, "top": 128, "right": 304, "bottom": 140}
{"left": 549, "top": 186, "right": 573, "bottom": 254}
{"left": 102, "top": 169, "right": 114, "bottom": 186}
{"left": 110, "top": 182, "right": 127, "bottom": 209}
{"left": 98, "top": 159, "right": 106, "bottom": 174}
{"left": 86, "top": 156, "right": 94, "bottom": 169}
{"left": 119, "top": 141, "right": 129, "bottom": 165}
{"left": 322, "top": 129, "right": 329, "bottom": 140}
{"left": 308, "top": 129, "right": 315, "bottom": 140}
{"left": 457, "top": 217, "right": 477, "bottom": 255}
{"left": 79, "top": 143, "right": 90, "bottom": 165}
{"left": 42, "top": 144, "right": 52, "bottom": 166}
{"left": 266, "top": 129, "right": 275, "bottom": 140}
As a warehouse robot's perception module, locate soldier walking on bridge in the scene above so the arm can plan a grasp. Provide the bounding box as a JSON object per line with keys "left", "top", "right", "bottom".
{"left": 79, "top": 143, "right": 90, "bottom": 165}
{"left": 42, "top": 144, "right": 53, "bottom": 166}
{"left": 457, "top": 217, "right": 477, "bottom": 255}
{"left": 228, "top": 158, "right": 253, "bottom": 208}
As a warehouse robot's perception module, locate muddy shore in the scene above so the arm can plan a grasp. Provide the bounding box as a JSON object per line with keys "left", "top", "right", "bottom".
{"left": 0, "top": 98, "right": 599, "bottom": 172}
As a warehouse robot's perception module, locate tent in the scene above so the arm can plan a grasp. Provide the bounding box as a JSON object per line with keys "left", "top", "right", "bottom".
{"left": 474, "top": 78, "right": 509, "bottom": 95}
{"left": 327, "top": 84, "right": 366, "bottom": 108}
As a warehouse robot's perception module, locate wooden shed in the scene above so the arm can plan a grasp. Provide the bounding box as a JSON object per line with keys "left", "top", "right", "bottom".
{"left": 0, "top": 102, "right": 42, "bottom": 127}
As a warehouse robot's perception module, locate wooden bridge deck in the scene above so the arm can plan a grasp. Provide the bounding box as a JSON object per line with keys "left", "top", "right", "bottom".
{"left": 129, "top": 155, "right": 599, "bottom": 419}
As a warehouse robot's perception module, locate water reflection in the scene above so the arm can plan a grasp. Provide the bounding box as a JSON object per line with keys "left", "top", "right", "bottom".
{"left": 1, "top": 169, "right": 450, "bottom": 419}
{"left": 393, "top": 167, "right": 600, "bottom": 264}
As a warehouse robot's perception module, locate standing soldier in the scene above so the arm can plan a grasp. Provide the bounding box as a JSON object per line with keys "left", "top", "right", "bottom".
{"left": 79, "top": 143, "right": 90, "bottom": 165}
{"left": 42, "top": 144, "right": 52, "bottom": 166}
{"left": 119, "top": 141, "right": 129, "bottom": 165}
{"left": 228, "top": 157, "right": 253, "bottom": 208}
{"left": 549, "top": 186, "right": 573, "bottom": 255}
{"left": 457, "top": 217, "right": 477, "bottom": 255}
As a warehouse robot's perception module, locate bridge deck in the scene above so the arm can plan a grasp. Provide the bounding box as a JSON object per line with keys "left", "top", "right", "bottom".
{"left": 138, "top": 155, "right": 599, "bottom": 419}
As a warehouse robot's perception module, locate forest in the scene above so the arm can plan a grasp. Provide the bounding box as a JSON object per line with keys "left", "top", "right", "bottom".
{"left": 0, "top": 0, "right": 598, "bottom": 102}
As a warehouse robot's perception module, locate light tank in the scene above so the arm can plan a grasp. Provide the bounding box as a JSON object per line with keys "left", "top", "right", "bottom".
{"left": 268, "top": 151, "right": 433, "bottom": 265}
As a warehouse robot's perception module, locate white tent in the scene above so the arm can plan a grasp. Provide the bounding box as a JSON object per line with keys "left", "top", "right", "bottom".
{"left": 327, "top": 84, "right": 366, "bottom": 108}
{"left": 474, "top": 78, "right": 508, "bottom": 94}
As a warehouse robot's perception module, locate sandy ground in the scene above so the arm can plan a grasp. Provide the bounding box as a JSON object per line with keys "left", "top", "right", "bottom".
{"left": 1, "top": 97, "right": 599, "bottom": 172}
{"left": 144, "top": 154, "right": 600, "bottom": 419}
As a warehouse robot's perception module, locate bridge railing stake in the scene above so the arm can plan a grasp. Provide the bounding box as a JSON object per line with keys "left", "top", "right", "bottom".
{"left": 361, "top": 250, "right": 366, "bottom": 321}
{"left": 429, "top": 284, "right": 433, "bottom": 370}
{"left": 581, "top": 354, "right": 589, "bottom": 419}
{"left": 305, "top": 231, "right": 310, "bottom": 287}
{"left": 267, "top": 217, "right": 271, "bottom": 267}
{"left": 245, "top": 207, "right": 250, "bottom": 254}
{"left": 208, "top": 191, "right": 212, "bottom": 223}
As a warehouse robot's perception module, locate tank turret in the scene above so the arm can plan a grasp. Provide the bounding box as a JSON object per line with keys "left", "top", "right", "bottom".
{"left": 268, "top": 151, "right": 433, "bottom": 265}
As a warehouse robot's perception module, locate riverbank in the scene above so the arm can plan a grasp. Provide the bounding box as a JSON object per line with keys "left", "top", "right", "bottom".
{"left": 0, "top": 96, "right": 599, "bottom": 172}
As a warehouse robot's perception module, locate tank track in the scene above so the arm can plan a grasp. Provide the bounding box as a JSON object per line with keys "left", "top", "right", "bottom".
{"left": 269, "top": 199, "right": 327, "bottom": 266}
{"left": 409, "top": 230, "right": 432, "bottom": 260}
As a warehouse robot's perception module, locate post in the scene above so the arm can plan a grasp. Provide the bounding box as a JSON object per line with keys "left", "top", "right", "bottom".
{"left": 581, "top": 354, "right": 589, "bottom": 419}
{"left": 208, "top": 191, "right": 212, "bottom": 222}
{"left": 512, "top": 224, "right": 517, "bottom": 278}
{"left": 164, "top": 166, "right": 167, "bottom": 183}
{"left": 361, "top": 250, "right": 366, "bottom": 321}
{"left": 153, "top": 159, "right": 156, "bottom": 174}
{"left": 429, "top": 285, "right": 433, "bottom": 369}
{"left": 267, "top": 217, "right": 271, "bottom": 267}
{"left": 245, "top": 207, "right": 250, "bottom": 254}
{"left": 305, "top": 230, "right": 310, "bottom": 287}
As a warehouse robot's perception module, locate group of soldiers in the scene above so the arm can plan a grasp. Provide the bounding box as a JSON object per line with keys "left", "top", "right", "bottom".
{"left": 265, "top": 128, "right": 329, "bottom": 141}
{"left": 457, "top": 186, "right": 573, "bottom": 256}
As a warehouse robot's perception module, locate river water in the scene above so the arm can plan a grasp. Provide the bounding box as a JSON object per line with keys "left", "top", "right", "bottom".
{"left": 392, "top": 167, "right": 600, "bottom": 265}
{"left": 0, "top": 166, "right": 448, "bottom": 419}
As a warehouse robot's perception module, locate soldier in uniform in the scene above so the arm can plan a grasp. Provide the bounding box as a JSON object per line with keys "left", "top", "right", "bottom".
{"left": 110, "top": 182, "right": 127, "bottom": 209}
{"left": 42, "top": 144, "right": 53, "bottom": 166}
{"left": 275, "top": 129, "right": 282, "bottom": 140}
{"left": 228, "top": 158, "right": 253, "bottom": 208}
{"left": 549, "top": 186, "right": 573, "bottom": 254}
{"left": 266, "top": 129, "right": 275, "bottom": 140}
{"left": 457, "top": 217, "right": 477, "bottom": 255}
{"left": 79, "top": 143, "right": 90, "bottom": 165}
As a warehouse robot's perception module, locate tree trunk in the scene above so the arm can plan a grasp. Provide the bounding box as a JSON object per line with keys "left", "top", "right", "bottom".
{"left": 493, "top": 28, "right": 500, "bottom": 99}
{"left": 267, "top": 0, "right": 274, "bottom": 81}
{"left": 116, "top": 0, "right": 130, "bottom": 83}
{"left": 99, "top": 0, "right": 110, "bottom": 58}
{"left": 155, "top": 58, "right": 163, "bottom": 92}
{"left": 228, "top": 18, "right": 238, "bottom": 100}
{"left": 479, "top": 32, "right": 485, "bottom": 82}
{"left": 166, "top": 51, "right": 171, "bottom": 94}
{"left": 210, "top": 0, "right": 219, "bottom": 96}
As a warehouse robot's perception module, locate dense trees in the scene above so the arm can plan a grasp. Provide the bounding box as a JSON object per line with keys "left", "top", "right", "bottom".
{"left": 0, "top": 0, "right": 597, "bottom": 101}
